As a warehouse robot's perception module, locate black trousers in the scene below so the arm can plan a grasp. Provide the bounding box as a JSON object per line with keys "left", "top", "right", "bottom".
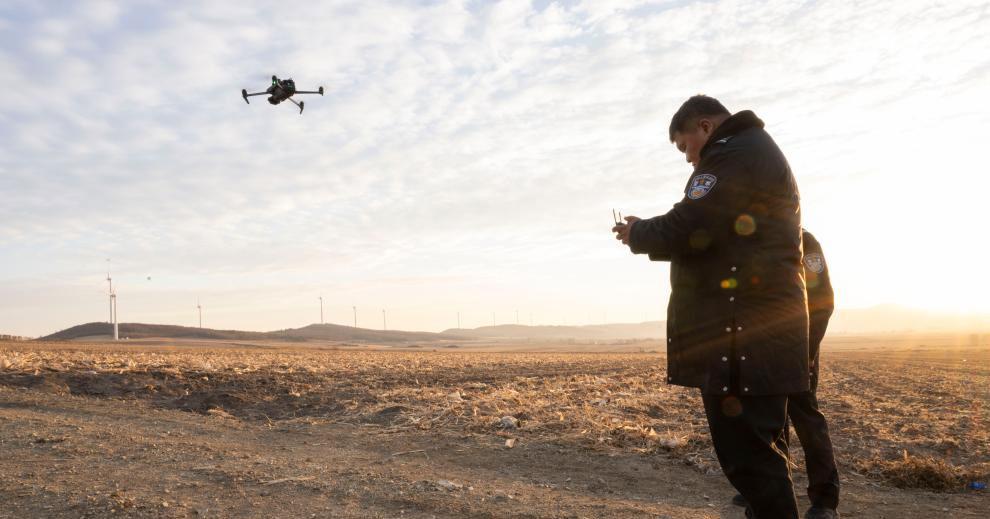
{"left": 786, "top": 391, "right": 840, "bottom": 509}
{"left": 703, "top": 393, "right": 799, "bottom": 519}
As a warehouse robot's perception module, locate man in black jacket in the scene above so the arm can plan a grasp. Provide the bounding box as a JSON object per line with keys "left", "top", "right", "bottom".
{"left": 732, "top": 229, "right": 840, "bottom": 517}
{"left": 613, "top": 95, "right": 828, "bottom": 518}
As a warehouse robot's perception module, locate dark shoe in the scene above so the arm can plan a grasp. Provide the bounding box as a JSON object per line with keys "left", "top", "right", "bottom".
{"left": 731, "top": 493, "right": 748, "bottom": 506}
{"left": 805, "top": 507, "right": 839, "bottom": 519}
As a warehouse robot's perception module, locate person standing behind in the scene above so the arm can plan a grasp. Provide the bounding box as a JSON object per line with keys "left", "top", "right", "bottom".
{"left": 732, "top": 228, "right": 840, "bottom": 519}
{"left": 613, "top": 95, "right": 814, "bottom": 519}
{"left": 792, "top": 229, "right": 840, "bottom": 517}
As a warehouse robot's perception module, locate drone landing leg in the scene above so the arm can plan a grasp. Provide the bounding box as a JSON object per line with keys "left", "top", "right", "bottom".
{"left": 288, "top": 98, "right": 304, "bottom": 114}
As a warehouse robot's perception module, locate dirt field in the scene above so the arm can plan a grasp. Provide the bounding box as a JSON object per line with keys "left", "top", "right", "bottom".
{"left": 1, "top": 337, "right": 987, "bottom": 518}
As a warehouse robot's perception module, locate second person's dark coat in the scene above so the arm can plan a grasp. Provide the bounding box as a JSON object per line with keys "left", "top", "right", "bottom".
{"left": 802, "top": 229, "right": 834, "bottom": 391}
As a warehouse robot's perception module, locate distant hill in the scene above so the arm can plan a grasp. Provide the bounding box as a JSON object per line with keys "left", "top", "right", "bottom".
{"left": 442, "top": 322, "right": 665, "bottom": 341}
{"left": 42, "top": 322, "right": 272, "bottom": 341}
{"left": 43, "top": 321, "right": 662, "bottom": 343}
{"left": 449, "top": 306, "right": 990, "bottom": 339}
{"left": 829, "top": 305, "right": 990, "bottom": 334}
{"left": 268, "top": 323, "right": 469, "bottom": 343}
{"left": 38, "top": 305, "right": 990, "bottom": 344}
{"left": 41, "top": 322, "right": 468, "bottom": 343}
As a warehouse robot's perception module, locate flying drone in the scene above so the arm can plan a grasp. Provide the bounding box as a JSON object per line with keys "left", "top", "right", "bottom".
{"left": 242, "top": 75, "right": 324, "bottom": 114}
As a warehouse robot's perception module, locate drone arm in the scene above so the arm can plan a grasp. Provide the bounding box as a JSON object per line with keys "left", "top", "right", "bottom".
{"left": 242, "top": 89, "right": 268, "bottom": 105}
{"left": 294, "top": 86, "right": 325, "bottom": 95}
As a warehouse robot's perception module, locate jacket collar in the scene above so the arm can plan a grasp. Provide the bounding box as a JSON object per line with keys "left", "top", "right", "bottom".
{"left": 699, "top": 110, "right": 764, "bottom": 160}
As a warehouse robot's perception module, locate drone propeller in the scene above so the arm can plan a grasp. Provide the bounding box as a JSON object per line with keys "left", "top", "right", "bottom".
{"left": 241, "top": 89, "right": 249, "bottom": 104}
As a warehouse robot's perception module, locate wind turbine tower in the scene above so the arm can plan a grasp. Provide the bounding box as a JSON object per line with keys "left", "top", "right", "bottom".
{"left": 111, "top": 290, "right": 119, "bottom": 341}
{"left": 105, "top": 271, "right": 119, "bottom": 340}
{"left": 197, "top": 299, "right": 202, "bottom": 328}
{"left": 382, "top": 309, "right": 386, "bottom": 331}
{"left": 106, "top": 273, "right": 113, "bottom": 323}
{"left": 319, "top": 296, "right": 324, "bottom": 324}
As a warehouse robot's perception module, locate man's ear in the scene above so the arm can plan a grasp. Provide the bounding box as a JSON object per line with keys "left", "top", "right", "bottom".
{"left": 698, "top": 118, "right": 714, "bottom": 136}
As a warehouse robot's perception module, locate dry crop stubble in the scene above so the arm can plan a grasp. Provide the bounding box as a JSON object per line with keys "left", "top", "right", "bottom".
{"left": 1, "top": 340, "right": 988, "bottom": 492}
{"left": 819, "top": 350, "right": 990, "bottom": 490}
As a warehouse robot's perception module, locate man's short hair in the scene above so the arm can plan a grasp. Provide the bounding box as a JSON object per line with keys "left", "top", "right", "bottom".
{"left": 668, "top": 95, "right": 730, "bottom": 142}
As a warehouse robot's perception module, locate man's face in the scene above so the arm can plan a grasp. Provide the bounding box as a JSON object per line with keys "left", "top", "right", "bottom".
{"left": 672, "top": 119, "right": 716, "bottom": 167}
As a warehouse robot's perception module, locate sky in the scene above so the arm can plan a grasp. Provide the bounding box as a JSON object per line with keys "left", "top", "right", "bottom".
{"left": 2, "top": 0, "right": 989, "bottom": 337}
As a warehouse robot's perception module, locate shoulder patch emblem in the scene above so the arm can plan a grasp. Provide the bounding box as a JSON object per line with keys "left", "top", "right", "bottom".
{"left": 687, "top": 173, "right": 717, "bottom": 200}
{"left": 803, "top": 252, "right": 825, "bottom": 274}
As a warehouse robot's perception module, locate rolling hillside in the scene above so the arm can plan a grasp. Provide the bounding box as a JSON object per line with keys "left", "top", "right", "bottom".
{"left": 41, "top": 322, "right": 467, "bottom": 343}
{"left": 442, "top": 322, "right": 665, "bottom": 340}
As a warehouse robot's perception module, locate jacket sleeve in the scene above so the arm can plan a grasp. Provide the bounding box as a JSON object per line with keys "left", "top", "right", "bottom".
{"left": 809, "top": 307, "right": 832, "bottom": 353}
{"left": 628, "top": 150, "right": 744, "bottom": 258}
{"left": 804, "top": 232, "right": 834, "bottom": 348}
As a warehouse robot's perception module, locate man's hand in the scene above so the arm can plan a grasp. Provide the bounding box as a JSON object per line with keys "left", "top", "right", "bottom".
{"left": 612, "top": 216, "right": 641, "bottom": 245}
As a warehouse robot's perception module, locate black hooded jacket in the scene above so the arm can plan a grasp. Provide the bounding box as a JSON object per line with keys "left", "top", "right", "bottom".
{"left": 629, "top": 110, "right": 810, "bottom": 395}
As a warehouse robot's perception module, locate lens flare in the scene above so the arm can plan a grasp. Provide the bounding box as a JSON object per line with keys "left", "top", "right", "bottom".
{"left": 734, "top": 214, "right": 756, "bottom": 236}
{"left": 690, "top": 229, "right": 712, "bottom": 250}
{"left": 721, "top": 396, "right": 743, "bottom": 417}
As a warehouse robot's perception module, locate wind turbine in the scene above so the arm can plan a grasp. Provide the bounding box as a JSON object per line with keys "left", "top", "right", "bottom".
{"left": 106, "top": 272, "right": 113, "bottom": 323}
{"left": 352, "top": 306, "right": 357, "bottom": 328}
{"left": 197, "top": 299, "right": 202, "bottom": 328}
{"left": 382, "top": 309, "right": 387, "bottom": 331}
{"left": 105, "top": 270, "right": 119, "bottom": 340}
{"left": 319, "top": 296, "right": 324, "bottom": 324}
{"left": 111, "top": 290, "right": 118, "bottom": 340}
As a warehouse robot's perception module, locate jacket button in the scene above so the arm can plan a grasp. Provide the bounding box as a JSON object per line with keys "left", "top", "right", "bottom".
{"left": 668, "top": 376, "right": 673, "bottom": 381}
{"left": 721, "top": 356, "right": 728, "bottom": 362}
{"left": 729, "top": 296, "right": 735, "bottom": 302}
{"left": 741, "top": 356, "right": 746, "bottom": 360}
{"left": 743, "top": 387, "right": 749, "bottom": 392}
{"left": 722, "top": 386, "right": 729, "bottom": 392}
{"left": 730, "top": 266, "right": 737, "bottom": 272}
{"left": 725, "top": 327, "right": 731, "bottom": 333}
{"left": 668, "top": 338, "right": 672, "bottom": 343}
{"left": 737, "top": 326, "right": 743, "bottom": 331}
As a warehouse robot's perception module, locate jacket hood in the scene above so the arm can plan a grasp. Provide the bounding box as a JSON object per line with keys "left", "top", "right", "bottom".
{"left": 699, "top": 110, "right": 764, "bottom": 160}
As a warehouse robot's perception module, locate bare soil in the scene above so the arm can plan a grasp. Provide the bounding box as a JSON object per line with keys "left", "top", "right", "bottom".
{"left": 1, "top": 338, "right": 987, "bottom": 518}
